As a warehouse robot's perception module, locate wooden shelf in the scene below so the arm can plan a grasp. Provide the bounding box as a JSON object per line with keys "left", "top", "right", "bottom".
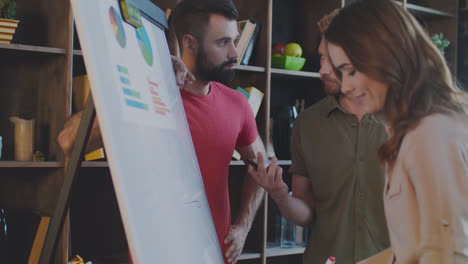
{"left": 0, "top": 161, "right": 109, "bottom": 168}
{"left": 0, "top": 160, "right": 288, "bottom": 168}
{"left": 277, "top": 160, "right": 292, "bottom": 166}
{"left": 230, "top": 160, "right": 246, "bottom": 166}
{"left": 229, "top": 160, "right": 292, "bottom": 166}
{"left": 266, "top": 246, "right": 306, "bottom": 257}
{"left": 233, "top": 65, "right": 266, "bottom": 72}
{"left": 239, "top": 246, "right": 306, "bottom": 260}
{"left": 0, "top": 161, "right": 63, "bottom": 168}
{"left": 392, "top": 1, "right": 454, "bottom": 17}
{"left": 238, "top": 251, "right": 262, "bottom": 260}
{"left": 81, "top": 161, "right": 109, "bottom": 167}
{"left": 73, "top": 50, "right": 83, "bottom": 56}
{"left": 271, "top": 68, "right": 321, "bottom": 79}
{"left": 0, "top": 43, "right": 67, "bottom": 54}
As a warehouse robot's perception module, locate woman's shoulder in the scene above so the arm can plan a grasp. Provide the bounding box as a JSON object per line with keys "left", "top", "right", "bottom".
{"left": 403, "top": 113, "right": 468, "bottom": 150}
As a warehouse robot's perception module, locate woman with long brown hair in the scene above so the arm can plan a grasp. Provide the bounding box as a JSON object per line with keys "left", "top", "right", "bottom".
{"left": 325, "top": 0, "right": 468, "bottom": 263}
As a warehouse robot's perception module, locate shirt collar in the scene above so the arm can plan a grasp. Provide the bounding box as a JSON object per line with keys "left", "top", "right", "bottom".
{"left": 323, "top": 95, "right": 347, "bottom": 118}
{"left": 322, "top": 95, "right": 382, "bottom": 123}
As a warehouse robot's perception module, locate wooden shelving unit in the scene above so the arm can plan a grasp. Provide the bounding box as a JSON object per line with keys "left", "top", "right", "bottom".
{"left": 0, "top": 0, "right": 460, "bottom": 263}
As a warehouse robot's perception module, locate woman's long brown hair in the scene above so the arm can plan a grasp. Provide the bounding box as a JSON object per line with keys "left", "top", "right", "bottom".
{"left": 325, "top": 0, "right": 468, "bottom": 167}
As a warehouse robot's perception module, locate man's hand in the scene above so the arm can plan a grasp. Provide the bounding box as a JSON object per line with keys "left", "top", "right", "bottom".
{"left": 171, "top": 55, "right": 195, "bottom": 87}
{"left": 247, "top": 153, "right": 288, "bottom": 202}
{"left": 224, "top": 224, "right": 248, "bottom": 263}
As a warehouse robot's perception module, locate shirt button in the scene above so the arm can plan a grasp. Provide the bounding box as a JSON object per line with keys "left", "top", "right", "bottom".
{"left": 442, "top": 220, "right": 449, "bottom": 227}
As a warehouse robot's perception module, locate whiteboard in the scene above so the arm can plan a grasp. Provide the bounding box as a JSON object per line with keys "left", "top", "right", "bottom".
{"left": 70, "top": 0, "right": 223, "bottom": 263}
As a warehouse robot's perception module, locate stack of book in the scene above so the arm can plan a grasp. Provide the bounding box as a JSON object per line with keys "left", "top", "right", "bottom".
{"left": 235, "top": 20, "right": 261, "bottom": 66}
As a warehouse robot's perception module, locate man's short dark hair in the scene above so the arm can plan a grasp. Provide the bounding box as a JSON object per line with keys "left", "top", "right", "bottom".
{"left": 170, "top": 0, "right": 239, "bottom": 47}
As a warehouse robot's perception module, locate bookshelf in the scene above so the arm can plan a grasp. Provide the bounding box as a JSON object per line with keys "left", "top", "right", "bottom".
{"left": 0, "top": 0, "right": 461, "bottom": 263}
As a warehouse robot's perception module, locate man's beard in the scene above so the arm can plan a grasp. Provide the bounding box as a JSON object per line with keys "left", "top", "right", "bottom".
{"left": 195, "top": 48, "right": 237, "bottom": 84}
{"left": 321, "top": 75, "right": 341, "bottom": 96}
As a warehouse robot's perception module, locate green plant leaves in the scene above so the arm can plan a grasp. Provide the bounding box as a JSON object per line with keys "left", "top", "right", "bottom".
{"left": 431, "top": 33, "right": 450, "bottom": 55}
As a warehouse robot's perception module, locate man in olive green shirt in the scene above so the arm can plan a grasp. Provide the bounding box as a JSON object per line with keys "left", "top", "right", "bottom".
{"left": 249, "top": 10, "right": 389, "bottom": 263}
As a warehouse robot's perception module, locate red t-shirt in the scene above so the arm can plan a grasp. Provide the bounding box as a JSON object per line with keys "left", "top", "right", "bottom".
{"left": 181, "top": 82, "right": 258, "bottom": 258}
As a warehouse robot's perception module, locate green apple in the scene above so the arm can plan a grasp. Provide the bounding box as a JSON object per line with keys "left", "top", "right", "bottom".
{"left": 284, "top": 43, "right": 302, "bottom": 57}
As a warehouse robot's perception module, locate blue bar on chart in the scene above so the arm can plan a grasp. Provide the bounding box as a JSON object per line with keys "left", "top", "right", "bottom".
{"left": 117, "top": 65, "right": 129, "bottom": 74}
{"left": 126, "top": 98, "right": 148, "bottom": 110}
{"left": 120, "top": 76, "right": 131, "bottom": 85}
{"left": 122, "top": 88, "right": 141, "bottom": 99}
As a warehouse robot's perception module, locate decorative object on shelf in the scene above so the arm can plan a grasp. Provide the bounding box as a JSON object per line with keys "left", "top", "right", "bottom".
{"left": 32, "top": 150, "right": 45, "bottom": 162}
{"left": 0, "top": 135, "right": 2, "bottom": 159}
{"left": 295, "top": 225, "right": 309, "bottom": 247}
{"left": 431, "top": 33, "right": 450, "bottom": 55}
{"left": 0, "top": 0, "right": 19, "bottom": 44}
{"left": 271, "top": 42, "right": 306, "bottom": 71}
{"left": 284, "top": 42, "right": 302, "bottom": 57}
{"left": 271, "top": 55, "right": 306, "bottom": 71}
{"left": 273, "top": 105, "right": 298, "bottom": 160}
{"left": 10, "top": 116, "right": 35, "bottom": 161}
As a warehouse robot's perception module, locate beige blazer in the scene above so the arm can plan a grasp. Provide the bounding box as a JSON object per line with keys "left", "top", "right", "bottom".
{"left": 359, "top": 114, "right": 468, "bottom": 264}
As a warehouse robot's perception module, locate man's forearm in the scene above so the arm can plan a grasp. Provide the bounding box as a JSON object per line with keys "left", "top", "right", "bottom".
{"left": 235, "top": 175, "right": 265, "bottom": 231}
{"left": 272, "top": 193, "right": 314, "bottom": 227}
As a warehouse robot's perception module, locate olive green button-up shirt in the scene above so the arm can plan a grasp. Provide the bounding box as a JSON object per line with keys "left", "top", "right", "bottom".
{"left": 289, "top": 96, "right": 390, "bottom": 264}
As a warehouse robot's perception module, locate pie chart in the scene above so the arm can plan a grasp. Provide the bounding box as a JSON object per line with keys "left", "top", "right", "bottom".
{"left": 136, "top": 26, "right": 153, "bottom": 66}
{"left": 109, "top": 7, "right": 126, "bottom": 48}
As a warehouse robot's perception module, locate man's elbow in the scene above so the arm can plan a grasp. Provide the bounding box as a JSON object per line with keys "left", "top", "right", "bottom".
{"left": 57, "top": 128, "right": 75, "bottom": 158}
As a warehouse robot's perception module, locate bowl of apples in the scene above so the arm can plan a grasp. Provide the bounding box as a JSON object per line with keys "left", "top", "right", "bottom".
{"left": 271, "top": 42, "right": 306, "bottom": 71}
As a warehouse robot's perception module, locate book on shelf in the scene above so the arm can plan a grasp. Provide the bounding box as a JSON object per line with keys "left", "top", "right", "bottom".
{"left": 0, "top": 27, "right": 16, "bottom": 34}
{"left": 240, "top": 22, "right": 261, "bottom": 66}
{"left": 72, "top": 75, "right": 91, "bottom": 112}
{"left": 0, "top": 33, "right": 13, "bottom": 41}
{"left": 235, "top": 20, "right": 256, "bottom": 65}
{"left": 27, "top": 216, "right": 51, "bottom": 264}
{"left": 0, "top": 20, "right": 19, "bottom": 28}
{"left": 243, "top": 86, "right": 264, "bottom": 117}
{"left": 84, "top": 147, "right": 106, "bottom": 161}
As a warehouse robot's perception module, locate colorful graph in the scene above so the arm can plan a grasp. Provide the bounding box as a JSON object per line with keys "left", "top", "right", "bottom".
{"left": 147, "top": 78, "right": 170, "bottom": 116}
{"left": 136, "top": 26, "right": 153, "bottom": 66}
{"left": 109, "top": 7, "right": 126, "bottom": 48}
{"left": 117, "top": 65, "right": 148, "bottom": 111}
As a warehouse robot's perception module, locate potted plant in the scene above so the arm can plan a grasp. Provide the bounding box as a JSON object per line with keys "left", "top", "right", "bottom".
{"left": 431, "top": 33, "right": 450, "bottom": 56}
{"left": 0, "top": 0, "right": 19, "bottom": 44}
